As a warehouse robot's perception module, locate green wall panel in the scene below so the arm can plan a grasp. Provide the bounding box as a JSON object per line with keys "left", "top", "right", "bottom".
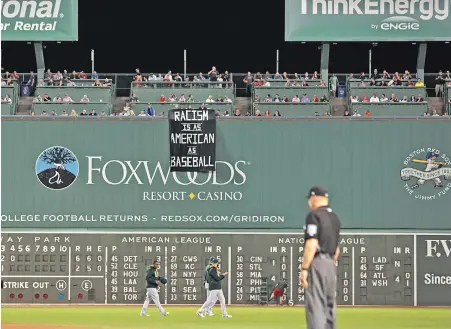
{"left": 1, "top": 118, "right": 450, "bottom": 230}
{"left": 1, "top": 103, "right": 12, "bottom": 115}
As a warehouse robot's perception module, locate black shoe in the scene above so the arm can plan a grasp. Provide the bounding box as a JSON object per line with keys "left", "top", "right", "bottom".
{"left": 411, "top": 184, "right": 419, "bottom": 189}
{"left": 434, "top": 184, "right": 443, "bottom": 189}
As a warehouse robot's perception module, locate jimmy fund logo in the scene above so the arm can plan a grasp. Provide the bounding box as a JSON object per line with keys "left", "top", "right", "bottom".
{"left": 35, "top": 146, "right": 79, "bottom": 190}
{"left": 401, "top": 148, "right": 451, "bottom": 200}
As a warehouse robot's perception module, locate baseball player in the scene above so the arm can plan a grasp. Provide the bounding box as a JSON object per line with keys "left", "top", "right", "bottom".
{"left": 197, "top": 258, "right": 232, "bottom": 318}
{"left": 140, "top": 260, "right": 169, "bottom": 317}
{"left": 202, "top": 257, "right": 216, "bottom": 316}
{"left": 412, "top": 152, "right": 444, "bottom": 189}
{"left": 270, "top": 279, "right": 288, "bottom": 306}
{"left": 300, "top": 186, "right": 341, "bottom": 329}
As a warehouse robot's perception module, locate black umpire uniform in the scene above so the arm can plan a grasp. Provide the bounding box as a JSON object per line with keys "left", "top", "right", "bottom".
{"left": 301, "top": 186, "right": 341, "bottom": 329}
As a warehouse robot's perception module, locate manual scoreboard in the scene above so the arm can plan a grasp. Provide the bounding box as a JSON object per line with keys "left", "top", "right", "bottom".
{"left": 1, "top": 232, "right": 450, "bottom": 306}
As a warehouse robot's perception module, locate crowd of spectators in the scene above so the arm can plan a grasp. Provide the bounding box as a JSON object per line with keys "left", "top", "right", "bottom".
{"left": 423, "top": 110, "right": 449, "bottom": 117}
{"left": 349, "top": 70, "right": 413, "bottom": 80}
{"left": 2, "top": 68, "right": 451, "bottom": 117}
{"left": 435, "top": 70, "right": 451, "bottom": 97}
{"left": 127, "top": 93, "right": 233, "bottom": 104}
{"left": 253, "top": 78, "right": 326, "bottom": 88}
{"left": 32, "top": 93, "right": 92, "bottom": 103}
{"left": 132, "top": 67, "right": 232, "bottom": 89}
{"left": 218, "top": 109, "right": 282, "bottom": 117}
{"left": 37, "top": 77, "right": 111, "bottom": 87}
{"left": 1, "top": 76, "right": 16, "bottom": 86}
{"left": 255, "top": 94, "right": 328, "bottom": 103}
{"left": 243, "top": 71, "right": 327, "bottom": 94}
{"left": 30, "top": 109, "right": 107, "bottom": 117}
{"left": 350, "top": 93, "right": 425, "bottom": 103}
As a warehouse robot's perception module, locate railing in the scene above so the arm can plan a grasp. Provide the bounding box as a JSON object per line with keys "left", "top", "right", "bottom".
{"left": 130, "top": 80, "right": 234, "bottom": 89}
{"left": 2, "top": 115, "right": 450, "bottom": 121}
{"left": 7, "top": 72, "right": 445, "bottom": 98}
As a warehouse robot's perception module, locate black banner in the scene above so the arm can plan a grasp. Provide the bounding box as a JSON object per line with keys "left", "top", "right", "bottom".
{"left": 169, "top": 109, "right": 216, "bottom": 172}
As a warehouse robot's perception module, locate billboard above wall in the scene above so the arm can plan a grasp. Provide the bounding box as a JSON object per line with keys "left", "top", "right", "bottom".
{"left": 1, "top": 0, "right": 78, "bottom": 41}
{"left": 285, "top": 0, "right": 451, "bottom": 42}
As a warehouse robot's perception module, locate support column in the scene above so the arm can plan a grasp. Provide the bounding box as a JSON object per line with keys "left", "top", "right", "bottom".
{"left": 416, "top": 43, "right": 427, "bottom": 81}
{"left": 34, "top": 42, "right": 45, "bottom": 81}
{"left": 320, "top": 43, "right": 330, "bottom": 82}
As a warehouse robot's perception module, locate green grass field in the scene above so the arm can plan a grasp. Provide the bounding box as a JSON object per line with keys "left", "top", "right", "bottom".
{"left": 2, "top": 306, "right": 451, "bottom": 329}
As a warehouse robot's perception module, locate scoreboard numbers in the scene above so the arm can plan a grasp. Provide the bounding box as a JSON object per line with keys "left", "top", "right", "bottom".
{"left": 1, "top": 233, "right": 450, "bottom": 306}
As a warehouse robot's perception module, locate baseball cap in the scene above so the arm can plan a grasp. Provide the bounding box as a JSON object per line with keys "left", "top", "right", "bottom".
{"left": 208, "top": 257, "right": 216, "bottom": 263}
{"left": 211, "top": 258, "right": 219, "bottom": 264}
{"left": 307, "top": 186, "right": 329, "bottom": 198}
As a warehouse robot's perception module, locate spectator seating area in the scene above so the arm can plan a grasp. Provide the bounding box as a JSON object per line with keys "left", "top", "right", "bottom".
{"left": 254, "top": 102, "right": 330, "bottom": 117}
{"left": 31, "top": 103, "right": 111, "bottom": 116}
{"left": 252, "top": 84, "right": 330, "bottom": 117}
{"left": 130, "top": 81, "right": 234, "bottom": 104}
{"left": 32, "top": 85, "right": 114, "bottom": 115}
{"left": 1, "top": 80, "right": 19, "bottom": 115}
{"left": 130, "top": 102, "right": 234, "bottom": 117}
{"left": 260, "top": 79, "right": 326, "bottom": 87}
{"left": 2, "top": 71, "right": 450, "bottom": 117}
{"left": 347, "top": 82, "right": 429, "bottom": 117}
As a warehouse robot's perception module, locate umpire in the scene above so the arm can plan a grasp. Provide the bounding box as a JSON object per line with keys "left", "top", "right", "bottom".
{"left": 300, "top": 186, "right": 341, "bottom": 329}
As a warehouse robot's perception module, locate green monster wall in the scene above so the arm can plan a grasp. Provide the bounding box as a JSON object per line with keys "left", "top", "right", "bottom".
{"left": 1, "top": 117, "right": 450, "bottom": 230}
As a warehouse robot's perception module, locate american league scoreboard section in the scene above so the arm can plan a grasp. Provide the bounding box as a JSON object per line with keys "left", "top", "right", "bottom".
{"left": 1, "top": 232, "right": 450, "bottom": 306}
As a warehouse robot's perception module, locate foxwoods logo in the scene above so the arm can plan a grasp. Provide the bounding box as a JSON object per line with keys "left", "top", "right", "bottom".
{"left": 35, "top": 146, "right": 79, "bottom": 191}
{"left": 34, "top": 147, "right": 249, "bottom": 201}
{"left": 401, "top": 148, "right": 451, "bottom": 200}
{"left": 300, "top": 0, "right": 449, "bottom": 32}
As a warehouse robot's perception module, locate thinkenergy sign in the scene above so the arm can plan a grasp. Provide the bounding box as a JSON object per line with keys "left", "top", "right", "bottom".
{"left": 1, "top": 0, "right": 78, "bottom": 41}
{"left": 285, "top": 0, "right": 451, "bottom": 41}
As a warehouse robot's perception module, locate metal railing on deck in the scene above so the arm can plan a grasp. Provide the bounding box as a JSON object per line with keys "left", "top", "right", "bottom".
{"left": 6, "top": 72, "right": 444, "bottom": 98}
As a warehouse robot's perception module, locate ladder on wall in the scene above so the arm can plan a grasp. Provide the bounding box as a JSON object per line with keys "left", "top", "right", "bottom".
{"left": 258, "top": 277, "right": 269, "bottom": 305}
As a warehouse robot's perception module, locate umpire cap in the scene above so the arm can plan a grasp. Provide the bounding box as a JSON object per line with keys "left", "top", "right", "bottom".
{"left": 208, "top": 256, "right": 216, "bottom": 263}
{"left": 307, "top": 185, "right": 329, "bottom": 198}
{"left": 211, "top": 258, "right": 220, "bottom": 264}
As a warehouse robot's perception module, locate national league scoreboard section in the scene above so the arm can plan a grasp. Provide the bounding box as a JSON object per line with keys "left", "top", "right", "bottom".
{"left": 1, "top": 232, "right": 450, "bottom": 306}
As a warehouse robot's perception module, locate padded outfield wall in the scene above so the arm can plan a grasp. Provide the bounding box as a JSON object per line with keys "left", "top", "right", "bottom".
{"left": 1, "top": 117, "right": 450, "bottom": 231}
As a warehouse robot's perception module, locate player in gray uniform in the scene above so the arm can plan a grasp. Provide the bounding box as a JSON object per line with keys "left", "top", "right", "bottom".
{"left": 140, "top": 260, "right": 169, "bottom": 317}
{"left": 203, "top": 257, "right": 216, "bottom": 316}
{"left": 197, "top": 258, "right": 232, "bottom": 318}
